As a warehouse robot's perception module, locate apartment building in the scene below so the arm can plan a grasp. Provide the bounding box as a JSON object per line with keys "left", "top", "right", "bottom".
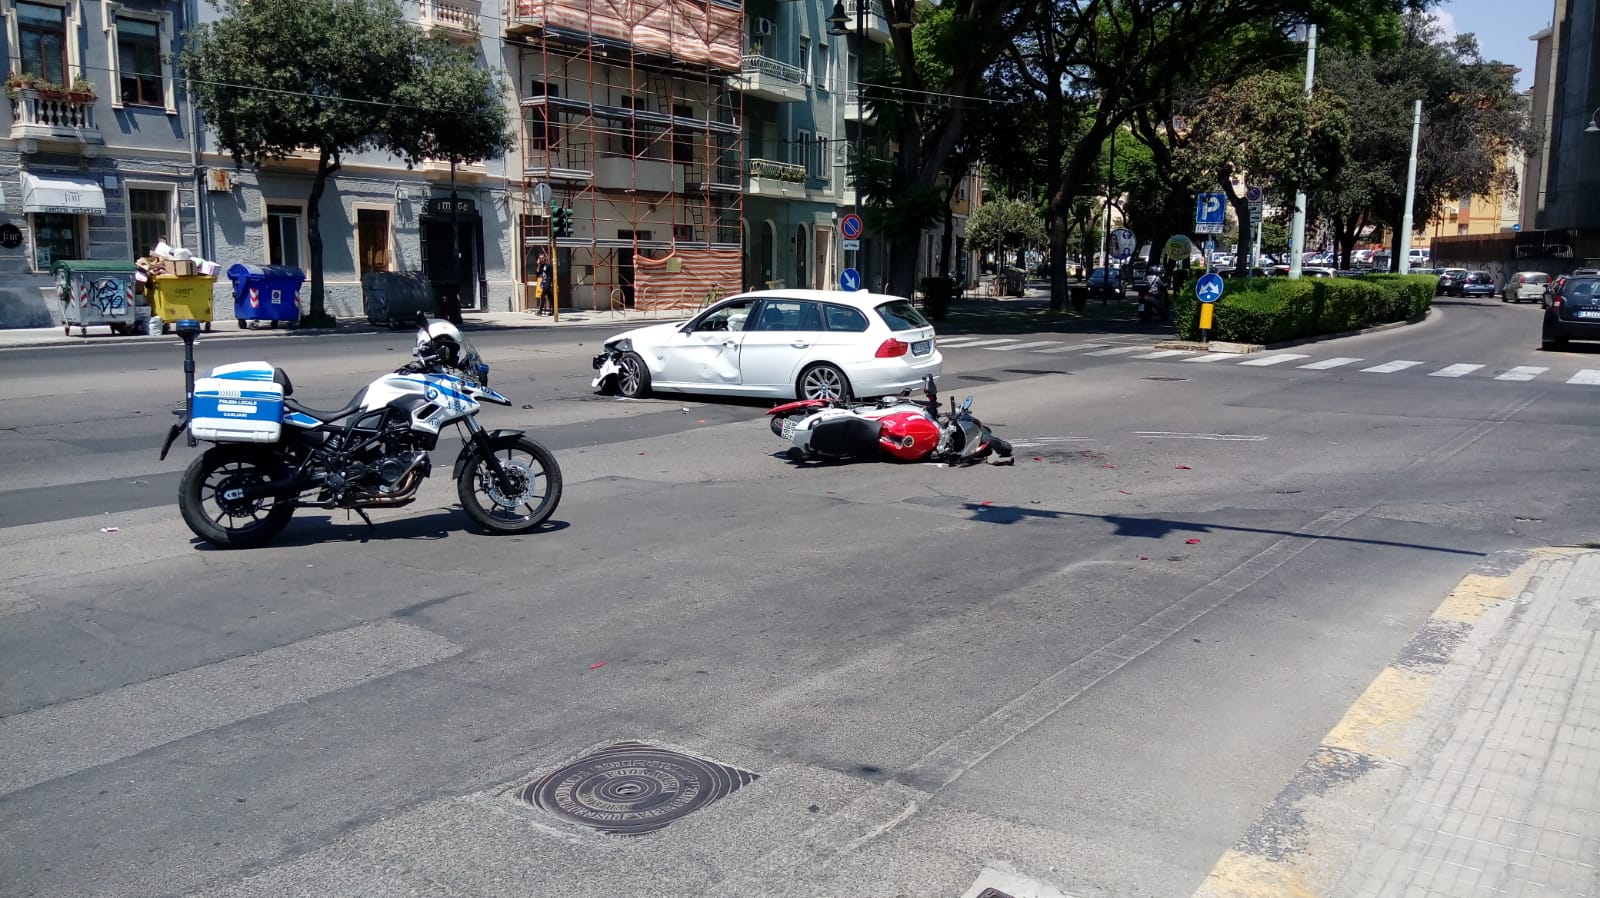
{"left": 1524, "top": 0, "right": 1599, "bottom": 232}
{"left": 0, "top": 0, "right": 202, "bottom": 327}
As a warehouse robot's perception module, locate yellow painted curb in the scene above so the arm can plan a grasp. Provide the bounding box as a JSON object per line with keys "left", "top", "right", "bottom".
{"left": 1190, "top": 549, "right": 1549, "bottom": 898}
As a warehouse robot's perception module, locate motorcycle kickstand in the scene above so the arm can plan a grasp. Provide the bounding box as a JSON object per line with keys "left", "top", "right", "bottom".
{"left": 347, "top": 508, "right": 376, "bottom": 529}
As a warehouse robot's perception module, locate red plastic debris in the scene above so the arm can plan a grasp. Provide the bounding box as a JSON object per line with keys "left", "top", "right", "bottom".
{"left": 1118, "top": 489, "right": 1131, "bottom": 495}
{"left": 980, "top": 500, "right": 993, "bottom": 507}
{"left": 1185, "top": 538, "right": 1201, "bottom": 544}
{"left": 697, "top": 419, "right": 706, "bottom": 423}
{"left": 1103, "top": 464, "right": 1117, "bottom": 469}
{"left": 1139, "top": 555, "right": 1150, "bottom": 561}
{"left": 1175, "top": 464, "right": 1192, "bottom": 470}
{"left": 589, "top": 662, "right": 607, "bottom": 670}
{"left": 1033, "top": 456, "right": 1044, "bottom": 462}
{"left": 638, "top": 451, "right": 646, "bottom": 455}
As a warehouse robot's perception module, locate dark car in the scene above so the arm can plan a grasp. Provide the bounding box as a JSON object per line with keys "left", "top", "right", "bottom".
{"left": 1087, "top": 267, "right": 1124, "bottom": 298}
{"left": 1460, "top": 271, "right": 1497, "bottom": 298}
{"left": 1436, "top": 268, "right": 1470, "bottom": 296}
{"left": 1543, "top": 275, "right": 1600, "bottom": 350}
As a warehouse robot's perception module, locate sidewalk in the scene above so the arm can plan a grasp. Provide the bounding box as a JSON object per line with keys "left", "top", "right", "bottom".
{"left": 1195, "top": 547, "right": 1600, "bottom": 898}
{"left": 0, "top": 308, "right": 672, "bottom": 350}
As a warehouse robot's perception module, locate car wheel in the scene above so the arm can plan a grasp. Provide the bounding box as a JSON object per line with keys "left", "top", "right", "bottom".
{"left": 616, "top": 351, "right": 651, "bottom": 399}
{"left": 797, "top": 363, "right": 851, "bottom": 402}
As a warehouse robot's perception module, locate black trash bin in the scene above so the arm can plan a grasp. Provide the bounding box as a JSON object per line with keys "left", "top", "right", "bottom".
{"left": 362, "top": 272, "right": 438, "bottom": 328}
{"left": 228, "top": 264, "right": 305, "bottom": 329}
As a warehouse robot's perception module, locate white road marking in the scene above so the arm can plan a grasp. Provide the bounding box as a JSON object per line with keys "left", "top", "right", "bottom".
{"left": 1361, "top": 360, "right": 1424, "bottom": 374}
{"left": 940, "top": 338, "right": 1018, "bottom": 349}
{"left": 1132, "top": 432, "right": 1269, "bottom": 442}
{"left": 1037, "top": 344, "right": 1109, "bottom": 354}
{"left": 1429, "top": 363, "right": 1484, "bottom": 378}
{"left": 1237, "top": 353, "right": 1310, "bottom": 367}
{"left": 1009, "top": 437, "right": 1096, "bottom": 447}
{"left": 1495, "top": 366, "right": 1549, "bottom": 382}
{"left": 0, "top": 621, "right": 458, "bottom": 795}
{"left": 1568, "top": 369, "right": 1600, "bottom": 385}
{"left": 1085, "top": 346, "right": 1145, "bottom": 356}
{"left": 933, "top": 336, "right": 986, "bottom": 347}
{"left": 1299, "top": 357, "right": 1363, "bottom": 370}
{"left": 1133, "top": 350, "right": 1195, "bottom": 360}
{"left": 985, "top": 341, "right": 1063, "bottom": 351}
{"left": 1184, "top": 352, "right": 1238, "bottom": 362}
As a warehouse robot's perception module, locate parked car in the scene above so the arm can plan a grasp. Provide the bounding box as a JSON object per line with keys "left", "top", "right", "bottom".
{"left": 1542, "top": 275, "right": 1600, "bottom": 350}
{"left": 1460, "top": 271, "right": 1497, "bottom": 298}
{"left": 1502, "top": 272, "right": 1550, "bottom": 303}
{"left": 590, "top": 290, "right": 941, "bottom": 401}
{"left": 1087, "top": 267, "right": 1124, "bottom": 298}
{"left": 1436, "top": 268, "right": 1470, "bottom": 296}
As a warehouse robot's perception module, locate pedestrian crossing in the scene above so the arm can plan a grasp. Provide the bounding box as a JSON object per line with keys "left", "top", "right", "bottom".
{"left": 933, "top": 335, "right": 1600, "bottom": 386}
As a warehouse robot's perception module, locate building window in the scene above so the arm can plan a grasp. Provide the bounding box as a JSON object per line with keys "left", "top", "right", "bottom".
{"left": 672, "top": 104, "right": 697, "bottom": 163}
{"left": 813, "top": 132, "right": 828, "bottom": 181}
{"left": 799, "top": 37, "right": 811, "bottom": 87}
{"left": 794, "top": 131, "right": 810, "bottom": 167}
{"left": 527, "top": 80, "right": 559, "bottom": 151}
{"left": 32, "top": 212, "right": 80, "bottom": 270}
{"left": 17, "top": 2, "right": 68, "bottom": 85}
{"left": 673, "top": 223, "right": 694, "bottom": 242}
{"left": 266, "top": 205, "right": 303, "bottom": 268}
{"left": 357, "top": 209, "right": 390, "bottom": 276}
{"left": 128, "top": 188, "right": 171, "bottom": 258}
{"left": 117, "top": 18, "right": 163, "bottom": 106}
{"left": 815, "top": 42, "right": 830, "bottom": 92}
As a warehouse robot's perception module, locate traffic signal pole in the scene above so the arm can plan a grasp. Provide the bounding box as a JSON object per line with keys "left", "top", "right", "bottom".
{"left": 548, "top": 206, "right": 559, "bottom": 323}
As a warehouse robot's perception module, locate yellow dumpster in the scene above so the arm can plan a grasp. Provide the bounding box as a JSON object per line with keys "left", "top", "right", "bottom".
{"left": 146, "top": 274, "right": 218, "bottom": 333}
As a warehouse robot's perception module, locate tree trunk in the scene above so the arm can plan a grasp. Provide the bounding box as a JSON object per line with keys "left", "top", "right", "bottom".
{"left": 304, "top": 149, "right": 340, "bottom": 327}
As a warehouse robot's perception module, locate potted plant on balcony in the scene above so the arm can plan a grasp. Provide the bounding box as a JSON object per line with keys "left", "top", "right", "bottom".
{"left": 34, "top": 79, "right": 66, "bottom": 101}
{"left": 5, "top": 72, "right": 39, "bottom": 100}
{"left": 67, "top": 77, "right": 95, "bottom": 103}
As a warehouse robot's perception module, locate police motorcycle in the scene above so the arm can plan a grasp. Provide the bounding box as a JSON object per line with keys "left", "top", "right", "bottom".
{"left": 160, "top": 319, "right": 563, "bottom": 548}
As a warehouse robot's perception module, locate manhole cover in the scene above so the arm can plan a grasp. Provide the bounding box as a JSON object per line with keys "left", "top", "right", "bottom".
{"left": 521, "top": 742, "right": 757, "bottom": 835}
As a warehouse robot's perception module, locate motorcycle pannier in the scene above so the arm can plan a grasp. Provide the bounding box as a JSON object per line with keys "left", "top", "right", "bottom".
{"left": 191, "top": 361, "right": 285, "bottom": 443}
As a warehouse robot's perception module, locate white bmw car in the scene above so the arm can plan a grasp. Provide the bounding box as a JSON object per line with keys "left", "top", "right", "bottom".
{"left": 591, "top": 289, "right": 942, "bottom": 401}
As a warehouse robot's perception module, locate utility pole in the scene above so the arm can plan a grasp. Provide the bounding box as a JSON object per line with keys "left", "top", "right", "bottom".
{"left": 1398, "top": 99, "right": 1423, "bottom": 275}
{"left": 1099, "top": 126, "right": 1116, "bottom": 269}
{"left": 1288, "top": 23, "right": 1316, "bottom": 279}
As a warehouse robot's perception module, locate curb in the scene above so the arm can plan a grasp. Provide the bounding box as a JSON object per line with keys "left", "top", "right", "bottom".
{"left": 1190, "top": 547, "right": 1564, "bottom": 898}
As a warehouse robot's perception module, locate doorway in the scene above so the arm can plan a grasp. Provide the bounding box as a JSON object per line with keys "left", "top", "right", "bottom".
{"left": 794, "top": 225, "right": 807, "bottom": 292}
{"left": 813, "top": 227, "right": 831, "bottom": 289}
{"left": 760, "top": 223, "right": 775, "bottom": 287}
{"left": 616, "top": 230, "right": 652, "bottom": 308}
{"left": 357, "top": 209, "right": 390, "bottom": 277}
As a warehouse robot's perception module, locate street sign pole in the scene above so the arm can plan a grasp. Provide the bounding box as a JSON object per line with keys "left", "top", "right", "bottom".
{"left": 1195, "top": 272, "right": 1224, "bottom": 345}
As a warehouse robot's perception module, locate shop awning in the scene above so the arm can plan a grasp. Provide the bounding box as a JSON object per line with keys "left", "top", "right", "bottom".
{"left": 21, "top": 173, "right": 105, "bottom": 215}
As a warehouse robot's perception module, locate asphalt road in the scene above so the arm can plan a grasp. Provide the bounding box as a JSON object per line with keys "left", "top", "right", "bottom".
{"left": 1, "top": 295, "right": 1596, "bottom": 898}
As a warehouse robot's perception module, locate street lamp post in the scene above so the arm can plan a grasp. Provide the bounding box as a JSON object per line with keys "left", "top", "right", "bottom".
{"left": 828, "top": 1, "right": 865, "bottom": 281}
{"left": 1287, "top": 23, "right": 1317, "bottom": 280}
{"left": 1100, "top": 125, "right": 1116, "bottom": 270}
{"left": 1397, "top": 99, "right": 1423, "bottom": 276}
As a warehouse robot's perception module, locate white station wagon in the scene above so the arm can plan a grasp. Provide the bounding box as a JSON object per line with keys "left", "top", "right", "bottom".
{"left": 591, "top": 290, "right": 942, "bottom": 401}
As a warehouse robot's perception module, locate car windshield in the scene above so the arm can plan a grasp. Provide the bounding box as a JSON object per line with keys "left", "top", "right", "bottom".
{"left": 876, "top": 299, "right": 930, "bottom": 332}
{"left": 1525, "top": 274, "right": 1549, "bottom": 284}
{"left": 1567, "top": 279, "right": 1598, "bottom": 298}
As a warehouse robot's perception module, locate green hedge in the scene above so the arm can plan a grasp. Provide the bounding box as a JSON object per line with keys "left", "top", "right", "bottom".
{"left": 1173, "top": 274, "right": 1433, "bottom": 344}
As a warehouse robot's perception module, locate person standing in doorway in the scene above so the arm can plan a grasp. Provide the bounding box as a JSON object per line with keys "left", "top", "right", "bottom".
{"left": 534, "top": 251, "right": 554, "bottom": 316}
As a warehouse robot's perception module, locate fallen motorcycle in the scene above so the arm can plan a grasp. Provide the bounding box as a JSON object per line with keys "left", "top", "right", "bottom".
{"left": 159, "top": 318, "right": 563, "bottom": 548}
{"left": 766, "top": 375, "right": 1012, "bottom": 465}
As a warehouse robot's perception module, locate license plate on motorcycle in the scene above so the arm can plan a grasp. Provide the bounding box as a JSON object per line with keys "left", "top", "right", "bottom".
{"left": 781, "top": 418, "right": 797, "bottom": 440}
{"left": 911, "top": 340, "right": 932, "bottom": 356}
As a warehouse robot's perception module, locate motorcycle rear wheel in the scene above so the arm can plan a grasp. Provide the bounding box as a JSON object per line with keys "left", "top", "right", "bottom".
{"left": 178, "top": 445, "right": 296, "bottom": 549}
{"left": 457, "top": 437, "right": 563, "bottom": 534}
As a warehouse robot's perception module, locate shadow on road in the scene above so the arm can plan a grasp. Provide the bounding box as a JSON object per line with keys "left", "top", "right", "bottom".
{"left": 952, "top": 502, "right": 1485, "bottom": 557}
{"left": 191, "top": 510, "right": 570, "bottom": 549}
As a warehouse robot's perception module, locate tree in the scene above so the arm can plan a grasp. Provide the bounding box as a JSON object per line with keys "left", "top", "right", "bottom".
{"left": 183, "top": 0, "right": 510, "bottom": 326}
{"left": 966, "top": 194, "right": 1046, "bottom": 273}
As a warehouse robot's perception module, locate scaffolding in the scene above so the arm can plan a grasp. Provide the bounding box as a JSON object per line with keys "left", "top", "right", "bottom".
{"left": 509, "top": 0, "right": 746, "bottom": 314}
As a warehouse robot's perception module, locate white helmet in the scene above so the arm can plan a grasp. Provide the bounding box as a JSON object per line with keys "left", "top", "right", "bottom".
{"left": 415, "top": 319, "right": 465, "bottom": 367}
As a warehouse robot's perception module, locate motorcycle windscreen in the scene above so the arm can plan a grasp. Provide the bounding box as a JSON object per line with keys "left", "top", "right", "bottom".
{"left": 809, "top": 417, "right": 883, "bottom": 457}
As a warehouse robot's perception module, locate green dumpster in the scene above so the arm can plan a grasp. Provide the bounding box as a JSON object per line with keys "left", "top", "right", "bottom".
{"left": 53, "top": 260, "right": 144, "bottom": 337}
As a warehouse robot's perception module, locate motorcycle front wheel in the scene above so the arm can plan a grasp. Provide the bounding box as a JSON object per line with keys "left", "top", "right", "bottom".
{"left": 457, "top": 437, "right": 563, "bottom": 534}
{"left": 178, "top": 445, "right": 296, "bottom": 549}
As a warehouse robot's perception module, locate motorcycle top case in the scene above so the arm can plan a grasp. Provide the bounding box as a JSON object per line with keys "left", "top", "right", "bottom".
{"left": 190, "top": 361, "right": 284, "bottom": 443}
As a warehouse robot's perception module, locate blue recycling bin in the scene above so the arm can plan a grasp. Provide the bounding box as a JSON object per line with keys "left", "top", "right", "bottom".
{"left": 228, "top": 264, "right": 305, "bottom": 329}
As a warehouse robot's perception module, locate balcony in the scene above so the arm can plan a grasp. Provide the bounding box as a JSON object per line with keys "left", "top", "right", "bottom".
{"left": 418, "top": 0, "right": 480, "bottom": 39}
{"left": 595, "top": 155, "right": 686, "bottom": 193}
{"left": 846, "top": 0, "right": 891, "bottom": 43}
{"left": 733, "top": 55, "right": 806, "bottom": 103}
{"left": 843, "top": 90, "right": 875, "bottom": 123}
{"left": 747, "top": 158, "right": 807, "bottom": 198}
{"left": 8, "top": 89, "right": 103, "bottom": 149}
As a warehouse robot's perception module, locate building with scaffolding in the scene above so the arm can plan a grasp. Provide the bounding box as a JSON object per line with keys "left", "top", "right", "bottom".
{"left": 507, "top": 0, "right": 746, "bottom": 314}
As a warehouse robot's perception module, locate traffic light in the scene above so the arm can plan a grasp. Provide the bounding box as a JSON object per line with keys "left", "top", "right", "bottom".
{"left": 551, "top": 206, "right": 573, "bottom": 238}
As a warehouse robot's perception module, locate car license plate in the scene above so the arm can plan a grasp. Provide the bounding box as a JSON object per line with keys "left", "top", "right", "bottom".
{"left": 912, "top": 339, "right": 932, "bottom": 356}
{"left": 781, "top": 418, "right": 797, "bottom": 440}
{"left": 1577, "top": 310, "right": 1600, "bottom": 319}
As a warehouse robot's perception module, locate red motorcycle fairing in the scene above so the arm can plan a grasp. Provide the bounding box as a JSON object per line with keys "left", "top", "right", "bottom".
{"left": 767, "top": 398, "right": 833, "bottom": 416}
{"left": 877, "top": 411, "right": 942, "bottom": 460}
